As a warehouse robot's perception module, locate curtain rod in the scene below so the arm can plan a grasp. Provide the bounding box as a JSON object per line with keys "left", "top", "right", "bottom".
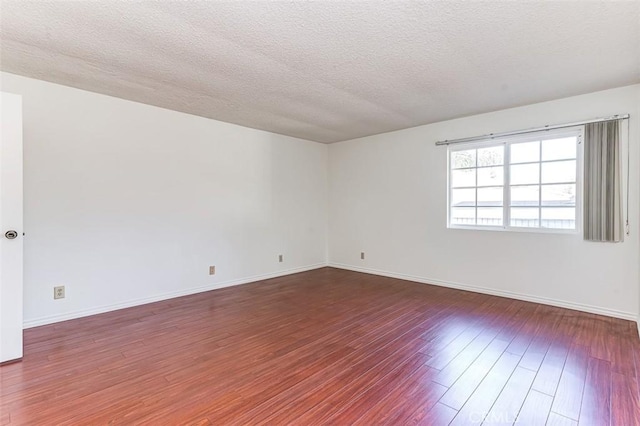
{"left": 435, "top": 114, "right": 630, "bottom": 146}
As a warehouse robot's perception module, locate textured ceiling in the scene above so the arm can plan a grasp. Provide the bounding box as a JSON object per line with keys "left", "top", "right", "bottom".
{"left": 1, "top": 1, "right": 639, "bottom": 143}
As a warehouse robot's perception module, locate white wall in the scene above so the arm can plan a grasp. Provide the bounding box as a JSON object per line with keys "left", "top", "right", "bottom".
{"left": 0, "top": 72, "right": 328, "bottom": 327}
{"left": 329, "top": 85, "right": 640, "bottom": 320}
{"left": 2, "top": 71, "right": 638, "bottom": 328}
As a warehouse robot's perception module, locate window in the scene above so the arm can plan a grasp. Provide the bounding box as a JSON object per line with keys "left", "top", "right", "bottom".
{"left": 448, "top": 128, "right": 582, "bottom": 232}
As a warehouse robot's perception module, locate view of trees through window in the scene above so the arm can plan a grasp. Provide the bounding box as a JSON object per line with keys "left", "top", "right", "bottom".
{"left": 448, "top": 132, "right": 580, "bottom": 231}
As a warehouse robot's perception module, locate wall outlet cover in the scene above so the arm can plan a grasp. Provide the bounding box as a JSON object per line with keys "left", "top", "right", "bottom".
{"left": 54, "top": 286, "right": 65, "bottom": 299}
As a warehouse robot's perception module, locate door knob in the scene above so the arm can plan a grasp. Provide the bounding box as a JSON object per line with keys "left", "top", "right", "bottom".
{"left": 4, "top": 230, "right": 18, "bottom": 239}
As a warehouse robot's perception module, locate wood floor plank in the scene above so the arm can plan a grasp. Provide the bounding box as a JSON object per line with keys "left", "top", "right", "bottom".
{"left": 610, "top": 372, "right": 640, "bottom": 426}
{"left": 551, "top": 344, "right": 589, "bottom": 421}
{"left": 482, "top": 366, "right": 536, "bottom": 425}
{"left": 0, "top": 410, "right": 9, "bottom": 426}
{"left": 424, "top": 325, "right": 485, "bottom": 370}
{"left": 578, "top": 357, "right": 612, "bottom": 426}
{"left": 607, "top": 331, "right": 637, "bottom": 378}
{"left": 519, "top": 334, "right": 555, "bottom": 372}
{"left": 531, "top": 342, "right": 569, "bottom": 396}
{"left": 412, "top": 402, "right": 459, "bottom": 425}
{"left": 432, "top": 327, "right": 501, "bottom": 387}
{"left": 352, "top": 365, "right": 447, "bottom": 425}
{"left": 247, "top": 329, "right": 430, "bottom": 425}
{"left": 0, "top": 268, "right": 637, "bottom": 425}
{"left": 516, "top": 389, "right": 553, "bottom": 425}
{"left": 547, "top": 412, "right": 579, "bottom": 426}
{"left": 449, "top": 351, "right": 520, "bottom": 425}
{"left": 325, "top": 353, "right": 430, "bottom": 424}
{"left": 589, "top": 315, "right": 612, "bottom": 361}
{"left": 505, "top": 304, "right": 556, "bottom": 357}
{"left": 438, "top": 338, "right": 510, "bottom": 410}
{"left": 279, "top": 338, "right": 429, "bottom": 425}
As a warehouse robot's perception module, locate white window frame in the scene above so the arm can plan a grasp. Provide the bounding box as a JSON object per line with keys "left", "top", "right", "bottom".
{"left": 447, "top": 126, "right": 584, "bottom": 234}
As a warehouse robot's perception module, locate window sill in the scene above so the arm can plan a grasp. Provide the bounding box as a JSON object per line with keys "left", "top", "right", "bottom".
{"left": 447, "top": 224, "right": 580, "bottom": 235}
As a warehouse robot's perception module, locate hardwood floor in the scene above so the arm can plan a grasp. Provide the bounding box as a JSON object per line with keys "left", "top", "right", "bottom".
{"left": 1, "top": 267, "right": 639, "bottom": 425}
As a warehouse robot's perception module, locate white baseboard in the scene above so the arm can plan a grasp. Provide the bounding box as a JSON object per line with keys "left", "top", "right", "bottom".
{"left": 23, "top": 263, "right": 328, "bottom": 329}
{"left": 329, "top": 262, "right": 638, "bottom": 322}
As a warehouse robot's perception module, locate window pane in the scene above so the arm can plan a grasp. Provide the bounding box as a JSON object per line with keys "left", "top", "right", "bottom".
{"left": 477, "top": 146, "right": 504, "bottom": 167}
{"left": 450, "top": 207, "right": 475, "bottom": 225}
{"left": 451, "top": 168, "right": 475, "bottom": 188}
{"left": 541, "top": 207, "right": 576, "bottom": 229}
{"left": 541, "top": 160, "right": 576, "bottom": 184}
{"left": 510, "top": 185, "right": 539, "bottom": 207}
{"left": 477, "top": 207, "right": 503, "bottom": 226}
{"left": 510, "top": 163, "right": 539, "bottom": 185}
{"left": 477, "top": 166, "right": 503, "bottom": 187}
{"left": 451, "top": 188, "right": 475, "bottom": 207}
{"left": 451, "top": 149, "right": 476, "bottom": 169}
{"left": 542, "top": 137, "right": 577, "bottom": 161}
{"left": 541, "top": 184, "right": 576, "bottom": 207}
{"left": 510, "top": 207, "right": 539, "bottom": 228}
{"left": 510, "top": 141, "right": 540, "bottom": 164}
{"left": 477, "top": 187, "right": 503, "bottom": 207}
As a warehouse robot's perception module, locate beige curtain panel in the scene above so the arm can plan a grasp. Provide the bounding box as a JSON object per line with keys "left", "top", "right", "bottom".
{"left": 583, "top": 119, "right": 624, "bottom": 242}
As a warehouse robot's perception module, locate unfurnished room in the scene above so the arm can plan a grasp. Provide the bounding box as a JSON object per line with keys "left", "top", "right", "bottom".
{"left": 0, "top": 1, "right": 639, "bottom": 425}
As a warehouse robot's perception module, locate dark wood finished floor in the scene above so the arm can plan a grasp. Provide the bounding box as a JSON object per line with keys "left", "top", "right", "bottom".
{"left": 1, "top": 268, "right": 639, "bottom": 425}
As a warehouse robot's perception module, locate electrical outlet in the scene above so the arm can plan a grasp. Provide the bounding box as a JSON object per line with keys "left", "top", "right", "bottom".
{"left": 278, "top": 254, "right": 283, "bottom": 263}
{"left": 361, "top": 252, "right": 365, "bottom": 260}
{"left": 54, "top": 286, "right": 65, "bottom": 299}
{"left": 209, "top": 266, "right": 216, "bottom": 275}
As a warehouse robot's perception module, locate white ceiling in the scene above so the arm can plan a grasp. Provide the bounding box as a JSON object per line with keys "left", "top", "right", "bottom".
{"left": 1, "top": 1, "right": 639, "bottom": 143}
